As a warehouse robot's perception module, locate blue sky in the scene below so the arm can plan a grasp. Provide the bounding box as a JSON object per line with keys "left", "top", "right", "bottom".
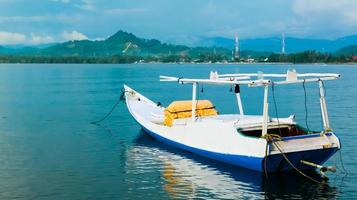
{"left": 0, "top": 0, "right": 356, "bottom": 45}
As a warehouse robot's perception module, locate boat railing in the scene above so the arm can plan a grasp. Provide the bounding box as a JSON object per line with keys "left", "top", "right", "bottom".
{"left": 160, "top": 69, "right": 340, "bottom": 87}
{"left": 159, "top": 69, "right": 340, "bottom": 136}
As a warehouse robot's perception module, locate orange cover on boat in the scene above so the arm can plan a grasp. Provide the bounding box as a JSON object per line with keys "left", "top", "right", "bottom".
{"left": 164, "top": 100, "right": 217, "bottom": 126}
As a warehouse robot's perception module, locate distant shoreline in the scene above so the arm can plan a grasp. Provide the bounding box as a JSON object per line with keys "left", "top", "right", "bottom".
{"left": 0, "top": 62, "right": 356, "bottom": 65}
{"left": 1, "top": 30, "right": 356, "bottom": 65}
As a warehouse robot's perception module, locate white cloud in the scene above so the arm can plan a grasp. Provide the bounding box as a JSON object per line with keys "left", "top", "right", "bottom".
{"left": 0, "top": 15, "right": 50, "bottom": 23}
{"left": 0, "top": 31, "right": 54, "bottom": 45}
{"left": 200, "top": 0, "right": 217, "bottom": 15}
{"left": 92, "top": 37, "right": 105, "bottom": 41}
{"left": 50, "top": 0, "right": 70, "bottom": 3}
{"left": 292, "top": 0, "right": 357, "bottom": 26}
{"left": 61, "top": 30, "right": 88, "bottom": 41}
{"left": 75, "top": 0, "right": 95, "bottom": 11}
{"left": 0, "top": 30, "right": 89, "bottom": 45}
{"left": 293, "top": 0, "right": 357, "bottom": 13}
{"left": 290, "top": 0, "right": 357, "bottom": 37}
{"left": 105, "top": 8, "right": 150, "bottom": 16}
{"left": 0, "top": 14, "right": 84, "bottom": 24}
{"left": 29, "top": 33, "right": 54, "bottom": 44}
{"left": 0, "top": 31, "right": 26, "bottom": 45}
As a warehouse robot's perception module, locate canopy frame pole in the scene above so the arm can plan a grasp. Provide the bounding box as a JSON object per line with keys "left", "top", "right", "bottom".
{"left": 192, "top": 82, "right": 197, "bottom": 121}
{"left": 234, "top": 84, "right": 244, "bottom": 116}
{"left": 319, "top": 80, "right": 331, "bottom": 131}
{"left": 262, "top": 85, "right": 269, "bottom": 136}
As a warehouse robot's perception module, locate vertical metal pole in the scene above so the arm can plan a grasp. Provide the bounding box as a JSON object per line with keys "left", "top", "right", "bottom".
{"left": 319, "top": 80, "right": 330, "bottom": 131}
{"left": 262, "top": 85, "right": 269, "bottom": 136}
{"left": 234, "top": 84, "right": 244, "bottom": 116}
{"left": 192, "top": 82, "right": 197, "bottom": 121}
{"left": 236, "top": 93, "right": 244, "bottom": 116}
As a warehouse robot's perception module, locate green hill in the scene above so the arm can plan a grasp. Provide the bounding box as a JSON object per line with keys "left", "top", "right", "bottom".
{"left": 336, "top": 45, "right": 357, "bottom": 55}
{"left": 0, "top": 30, "right": 231, "bottom": 59}
{"left": 40, "top": 30, "right": 227, "bottom": 57}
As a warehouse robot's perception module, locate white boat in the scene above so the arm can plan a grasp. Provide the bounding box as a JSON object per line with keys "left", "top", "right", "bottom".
{"left": 124, "top": 69, "right": 341, "bottom": 173}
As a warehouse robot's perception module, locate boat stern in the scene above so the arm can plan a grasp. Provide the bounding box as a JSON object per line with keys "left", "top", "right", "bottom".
{"left": 264, "top": 132, "right": 340, "bottom": 172}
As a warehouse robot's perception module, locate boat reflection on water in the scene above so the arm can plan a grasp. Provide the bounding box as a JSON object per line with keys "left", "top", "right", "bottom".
{"left": 126, "top": 131, "right": 339, "bottom": 199}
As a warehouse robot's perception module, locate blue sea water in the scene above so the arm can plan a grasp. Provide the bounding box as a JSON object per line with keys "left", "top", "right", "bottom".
{"left": 0, "top": 63, "right": 356, "bottom": 199}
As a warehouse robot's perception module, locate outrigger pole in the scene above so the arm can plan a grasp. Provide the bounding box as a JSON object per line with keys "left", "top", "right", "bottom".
{"left": 160, "top": 70, "right": 340, "bottom": 133}
{"left": 262, "top": 85, "right": 269, "bottom": 136}
{"left": 192, "top": 82, "right": 197, "bottom": 121}
{"left": 319, "top": 80, "right": 330, "bottom": 131}
{"left": 234, "top": 84, "right": 244, "bottom": 116}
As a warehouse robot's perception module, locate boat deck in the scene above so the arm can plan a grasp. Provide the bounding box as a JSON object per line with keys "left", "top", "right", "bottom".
{"left": 127, "top": 94, "right": 296, "bottom": 129}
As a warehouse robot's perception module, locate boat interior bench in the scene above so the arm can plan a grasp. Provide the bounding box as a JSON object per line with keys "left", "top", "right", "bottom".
{"left": 238, "top": 124, "right": 310, "bottom": 138}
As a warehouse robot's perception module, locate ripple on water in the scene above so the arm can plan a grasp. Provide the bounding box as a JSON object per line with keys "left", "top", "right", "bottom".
{"left": 0, "top": 64, "right": 356, "bottom": 199}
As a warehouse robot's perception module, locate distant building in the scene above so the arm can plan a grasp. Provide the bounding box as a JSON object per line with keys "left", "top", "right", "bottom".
{"left": 234, "top": 34, "right": 240, "bottom": 60}
{"left": 281, "top": 33, "right": 286, "bottom": 55}
{"left": 352, "top": 55, "right": 357, "bottom": 61}
{"left": 246, "top": 58, "right": 255, "bottom": 63}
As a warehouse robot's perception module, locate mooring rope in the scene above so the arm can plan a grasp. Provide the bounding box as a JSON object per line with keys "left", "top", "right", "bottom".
{"left": 90, "top": 89, "right": 126, "bottom": 125}
{"left": 264, "top": 141, "right": 269, "bottom": 179}
{"left": 263, "top": 83, "right": 281, "bottom": 179}
{"left": 264, "top": 83, "right": 324, "bottom": 184}
{"left": 302, "top": 79, "right": 311, "bottom": 133}
{"left": 271, "top": 82, "right": 282, "bottom": 131}
{"left": 263, "top": 134, "right": 324, "bottom": 184}
{"left": 338, "top": 147, "right": 348, "bottom": 174}
{"left": 271, "top": 138, "right": 323, "bottom": 184}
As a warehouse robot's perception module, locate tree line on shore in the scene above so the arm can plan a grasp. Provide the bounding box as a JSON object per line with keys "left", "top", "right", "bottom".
{"left": 0, "top": 50, "right": 355, "bottom": 64}
{"left": 268, "top": 51, "right": 355, "bottom": 63}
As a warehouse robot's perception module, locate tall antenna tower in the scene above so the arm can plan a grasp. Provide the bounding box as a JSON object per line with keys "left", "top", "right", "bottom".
{"left": 281, "top": 33, "right": 286, "bottom": 55}
{"left": 234, "top": 34, "right": 240, "bottom": 59}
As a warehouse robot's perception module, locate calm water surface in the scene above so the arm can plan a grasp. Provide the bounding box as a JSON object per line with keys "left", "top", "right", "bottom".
{"left": 0, "top": 63, "right": 356, "bottom": 199}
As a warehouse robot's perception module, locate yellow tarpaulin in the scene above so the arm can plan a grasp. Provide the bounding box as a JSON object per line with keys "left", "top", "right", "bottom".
{"left": 164, "top": 100, "right": 217, "bottom": 126}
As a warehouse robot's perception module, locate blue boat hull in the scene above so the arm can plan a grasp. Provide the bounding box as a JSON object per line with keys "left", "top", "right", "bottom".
{"left": 141, "top": 126, "right": 338, "bottom": 172}
{"left": 265, "top": 147, "right": 338, "bottom": 172}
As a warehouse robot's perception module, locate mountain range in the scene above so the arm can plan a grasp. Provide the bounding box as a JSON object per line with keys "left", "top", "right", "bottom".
{"left": 193, "top": 35, "right": 357, "bottom": 53}
{"left": 0, "top": 30, "right": 356, "bottom": 58}
{"left": 0, "top": 31, "right": 231, "bottom": 58}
